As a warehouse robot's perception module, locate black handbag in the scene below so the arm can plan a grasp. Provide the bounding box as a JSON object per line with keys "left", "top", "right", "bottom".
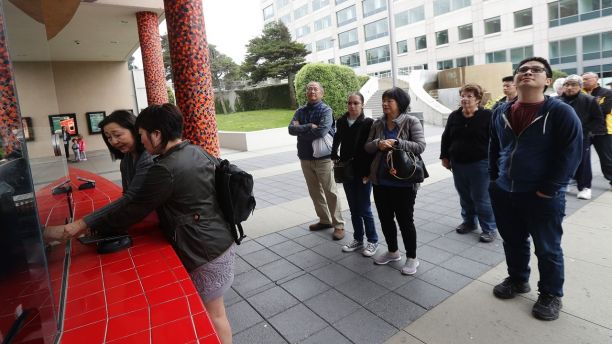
{"left": 385, "top": 148, "right": 426, "bottom": 183}
{"left": 333, "top": 159, "right": 355, "bottom": 183}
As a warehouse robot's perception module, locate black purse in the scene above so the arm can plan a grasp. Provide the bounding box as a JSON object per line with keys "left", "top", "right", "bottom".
{"left": 333, "top": 159, "right": 355, "bottom": 183}
{"left": 385, "top": 149, "right": 426, "bottom": 183}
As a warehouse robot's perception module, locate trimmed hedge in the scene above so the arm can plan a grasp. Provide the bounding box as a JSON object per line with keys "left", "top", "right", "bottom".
{"left": 295, "top": 63, "right": 362, "bottom": 118}
{"left": 235, "top": 84, "right": 291, "bottom": 111}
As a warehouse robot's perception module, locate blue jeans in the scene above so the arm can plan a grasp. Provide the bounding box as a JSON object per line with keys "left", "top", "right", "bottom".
{"left": 489, "top": 183, "right": 566, "bottom": 297}
{"left": 343, "top": 178, "right": 377, "bottom": 243}
{"left": 451, "top": 159, "right": 497, "bottom": 233}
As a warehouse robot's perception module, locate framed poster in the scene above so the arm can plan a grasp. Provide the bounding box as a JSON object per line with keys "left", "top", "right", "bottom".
{"left": 86, "top": 111, "right": 106, "bottom": 134}
{"left": 48, "top": 113, "right": 78, "bottom": 135}
{"left": 21, "top": 117, "right": 34, "bottom": 141}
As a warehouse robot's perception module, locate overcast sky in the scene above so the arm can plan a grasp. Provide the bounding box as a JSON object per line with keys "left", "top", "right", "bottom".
{"left": 133, "top": 0, "right": 263, "bottom": 67}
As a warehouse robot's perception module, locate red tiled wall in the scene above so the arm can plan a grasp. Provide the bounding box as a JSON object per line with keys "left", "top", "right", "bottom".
{"left": 164, "top": 0, "right": 220, "bottom": 157}
{"left": 0, "top": 9, "right": 20, "bottom": 156}
{"left": 136, "top": 11, "right": 169, "bottom": 105}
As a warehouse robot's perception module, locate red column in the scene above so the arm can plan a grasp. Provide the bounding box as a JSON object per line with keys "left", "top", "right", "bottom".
{"left": 163, "top": 0, "right": 219, "bottom": 157}
{"left": 0, "top": 10, "right": 20, "bottom": 157}
{"left": 136, "top": 11, "right": 168, "bottom": 105}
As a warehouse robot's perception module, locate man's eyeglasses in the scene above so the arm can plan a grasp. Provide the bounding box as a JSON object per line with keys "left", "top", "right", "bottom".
{"left": 516, "top": 66, "right": 547, "bottom": 75}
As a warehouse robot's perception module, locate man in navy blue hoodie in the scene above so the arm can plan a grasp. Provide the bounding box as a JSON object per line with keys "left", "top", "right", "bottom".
{"left": 488, "top": 57, "right": 582, "bottom": 321}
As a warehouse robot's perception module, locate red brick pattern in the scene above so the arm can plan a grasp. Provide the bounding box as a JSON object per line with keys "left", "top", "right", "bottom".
{"left": 136, "top": 11, "right": 169, "bottom": 105}
{"left": 0, "top": 11, "right": 20, "bottom": 156}
{"left": 164, "top": 0, "right": 220, "bottom": 157}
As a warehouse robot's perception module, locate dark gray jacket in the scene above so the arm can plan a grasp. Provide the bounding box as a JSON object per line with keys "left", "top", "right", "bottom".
{"left": 90, "top": 141, "right": 234, "bottom": 272}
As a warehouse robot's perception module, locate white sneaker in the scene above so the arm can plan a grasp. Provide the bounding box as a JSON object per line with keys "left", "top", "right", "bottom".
{"left": 577, "top": 188, "right": 591, "bottom": 200}
{"left": 362, "top": 242, "right": 379, "bottom": 257}
{"left": 401, "top": 258, "right": 420, "bottom": 275}
{"left": 374, "top": 251, "right": 401, "bottom": 265}
{"left": 342, "top": 239, "right": 363, "bottom": 252}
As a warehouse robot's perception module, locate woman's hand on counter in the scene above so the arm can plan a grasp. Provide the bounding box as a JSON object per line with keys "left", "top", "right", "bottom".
{"left": 44, "top": 225, "right": 66, "bottom": 241}
{"left": 64, "top": 219, "right": 88, "bottom": 238}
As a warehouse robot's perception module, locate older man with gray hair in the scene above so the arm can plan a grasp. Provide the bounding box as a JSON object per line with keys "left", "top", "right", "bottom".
{"left": 583, "top": 72, "right": 612, "bottom": 190}
{"left": 289, "top": 81, "right": 345, "bottom": 240}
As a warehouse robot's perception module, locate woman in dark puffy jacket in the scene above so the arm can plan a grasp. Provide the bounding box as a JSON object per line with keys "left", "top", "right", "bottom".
{"left": 332, "top": 92, "right": 378, "bottom": 257}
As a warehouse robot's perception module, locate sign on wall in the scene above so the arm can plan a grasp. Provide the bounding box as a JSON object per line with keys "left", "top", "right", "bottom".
{"left": 86, "top": 111, "right": 106, "bottom": 134}
{"left": 48, "top": 113, "right": 78, "bottom": 135}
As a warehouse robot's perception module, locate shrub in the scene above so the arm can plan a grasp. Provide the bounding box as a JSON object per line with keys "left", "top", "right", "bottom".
{"left": 235, "top": 84, "right": 291, "bottom": 111}
{"left": 357, "top": 75, "right": 370, "bottom": 88}
{"left": 295, "top": 63, "right": 361, "bottom": 118}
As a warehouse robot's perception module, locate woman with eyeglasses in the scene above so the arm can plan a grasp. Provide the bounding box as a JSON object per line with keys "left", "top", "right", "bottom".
{"left": 440, "top": 84, "right": 497, "bottom": 243}
{"left": 331, "top": 92, "right": 378, "bottom": 257}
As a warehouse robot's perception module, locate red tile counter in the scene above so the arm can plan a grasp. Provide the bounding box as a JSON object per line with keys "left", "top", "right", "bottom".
{"left": 37, "top": 168, "right": 220, "bottom": 344}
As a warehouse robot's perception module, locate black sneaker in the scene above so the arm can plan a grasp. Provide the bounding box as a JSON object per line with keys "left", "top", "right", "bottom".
{"left": 479, "top": 231, "right": 497, "bottom": 243}
{"left": 493, "top": 277, "right": 531, "bottom": 299}
{"left": 455, "top": 223, "right": 477, "bottom": 234}
{"left": 532, "top": 293, "right": 562, "bottom": 321}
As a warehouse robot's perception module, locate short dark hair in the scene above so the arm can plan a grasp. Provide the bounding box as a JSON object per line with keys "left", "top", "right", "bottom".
{"left": 502, "top": 76, "right": 514, "bottom": 83}
{"left": 135, "top": 104, "right": 184, "bottom": 151}
{"left": 98, "top": 110, "right": 144, "bottom": 160}
{"left": 348, "top": 91, "right": 364, "bottom": 104}
{"left": 514, "top": 56, "right": 553, "bottom": 78}
{"left": 459, "top": 84, "right": 484, "bottom": 101}
{"left": 382, "top": 87, "right": 411, "bottom": 114}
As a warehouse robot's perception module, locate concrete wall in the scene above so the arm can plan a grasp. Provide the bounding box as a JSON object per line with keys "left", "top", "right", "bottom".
{"left": 438, "top": 62, "right": 512, "bottom": 102}
{"left": 13, "top": 61, "right": 137, "bottom": 158}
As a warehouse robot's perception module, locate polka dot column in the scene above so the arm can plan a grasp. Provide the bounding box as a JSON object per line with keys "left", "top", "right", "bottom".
{"left": 164, "top": 0, "right": 219, "bottom": 157}
{"left": 136, "top": 11, "right": 168, "bottom": 105}
{"left": 0, "top": 10, "right": 20, "bottom": 157}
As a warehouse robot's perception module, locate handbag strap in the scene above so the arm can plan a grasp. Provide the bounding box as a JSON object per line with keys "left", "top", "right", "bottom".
{"left": 385, "top": 148, "right": 418, "bottom": 180}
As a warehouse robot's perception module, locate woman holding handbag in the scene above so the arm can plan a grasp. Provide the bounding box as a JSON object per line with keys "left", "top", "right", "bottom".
{"left": 365, "top": 87, "right": 426, "bottom": 275}
{"left": 331, "top": 92, "right": 378, "bottom": 257}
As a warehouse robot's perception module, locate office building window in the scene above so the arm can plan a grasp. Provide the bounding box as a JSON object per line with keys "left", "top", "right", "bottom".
{"left": 295, "top": 25, "right": 311, "bottom": 38}
{"left": 276, "top": 0, "right": 290, "bottom": 9}
{"left": 294, "top": 4, "right": 309, "bottom": 20}
{"left": 316, "top": 37, "right": 334, "bottom": 51}
{"left": 263, "top": 5, "right": 274, "bottom": 20}
{"left": 437, "top": 59, "right": 454, "bottom": 70}
{"left": 280, "top": 14, "right": 291, "bottom": 25}
{"left": 340, "top": 52, "right": 361, "bottom": 67}
{"left": 455, "top": 55, "right": 474, "bottom": 67}
{"left": 549, "top": 38, "right": 577, "bottom": 64}
{"left": 433, "top": 0, "right": 471, "bottom": 16}
{"left": 415, "top": 35, "right": 427, "bottom": 50}
{"left": 368, "top": 70, "right": 391, "bottom": 78}
{"left": 395, "top": 5, "right": 425, "bottom": 27}
{"left": 366, "top": 45, "right": 390, "bottom": 65}
{"left": 514, "top": 8, "right": 533, "bottom": 28}
{"left": 336, "top": 0, "right": 348, "bottom": 4}
{"left": 312, "top": 0, "right": 329, "bottom": 11}
{"left": 363, "top": 0, "right": 387, "bottom": 17}
{"left": 484, "top": 16, "right": 501, "bottom": 34}
{"left": 510, "top": 45, "right": 533, "bottom": 68}
{"left": 338, "top": 29, "right": 359, "bottom": 48}
{"left": 458, "top": 24, "right": 473, "bottom": 40}
{"left": 397, "top": 40, "right": 408, "bottom": 54}
{"left": 583, "top": 31, "right": 612, "bottom": 60}
{"left": 486, "top": 50, "right": 507, "bottom": 63}
{"left": 583, "top": 63, "right": 612, "bottom": 78}
{"left": 337, "top": 5, "right": 357, "bottom": 26}
{"left": 314, "top": 15, "right": 332, "bottom": 31}
{"left": 548, "top": 0, "right": 612, "bottom": 27}
{"left": 436, "top": 29, "right": 449, "bottom": 46}
{"left": 364, "top": 18, "right": 388, "bottom": 41}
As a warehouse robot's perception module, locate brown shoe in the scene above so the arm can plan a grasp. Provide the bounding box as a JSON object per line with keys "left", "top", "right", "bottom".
{"left": 309, "top": 222, "right": 333, "bottom": 231}
{"left": 333, "top": 227, "right": 345, "bottom": 240}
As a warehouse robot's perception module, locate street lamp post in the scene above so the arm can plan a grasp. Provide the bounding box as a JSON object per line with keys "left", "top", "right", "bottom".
{"left": 330, "top": 38, "right": 336, "bottom": 64}
{"left": 387, "top": 0, "right": 397, "bottom": 87}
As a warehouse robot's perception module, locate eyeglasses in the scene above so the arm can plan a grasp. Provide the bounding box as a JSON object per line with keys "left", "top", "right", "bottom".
{"left": 347, "top": 101, "right": 362, "bottom": 105}
{"left": 516, "top": 66, "right": 547, "bottom": 74}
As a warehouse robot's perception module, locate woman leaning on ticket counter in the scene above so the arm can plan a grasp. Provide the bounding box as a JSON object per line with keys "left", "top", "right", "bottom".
{"left": 45, "top": 104, "right": 236, "bottom": 344}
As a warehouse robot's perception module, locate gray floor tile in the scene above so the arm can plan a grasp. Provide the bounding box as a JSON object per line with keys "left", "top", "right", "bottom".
{"left": 336, "top": 276, "right": 390, "bottom": 305}
{"left": 417, "top": 266, "right": 473, "bottom": 293}
{"left": 416, "top": 245, "right": 455, "bottom": 265}
{"left": 458, "top": 245, "right": 506, "bottom": 267}
{"left": 395, "top": 279, "right": 452, "bottom": 310}
{"left": 365, "top": 292, "right": 427, "bottom": 329}
{"left": 234, "top": 256, "right": 254, "bottom": 276}
{"left": 237, "top": 240, "right": 266, "bottom": 256}
{"left": 227, "top": 300, "right": 264, "bottom": 334}
{"left": 224, "top": 287, "right": 243, "bottom": 307}
{"left": 334, "top": 308, "right": 397, "bottom": 344}
{"left": 258, "top": 259, "right": 303, "bottom": 282}
{"left": 418, "top": 221, "right": 455, "bottom": 235}
{"left": 310, "top": 263, "right": 359, "bottom": 287}
{"left": 242, "top": 248, "right": 281, "bottom": 268}
{"left": 293, "top": 233, "right": 329, "bottom": 248}
{"left": 300, "top": 327, "right": 351, "bottom": 344}
{"left": 310, "top": 241, "right": 346, "bottom": 260}
{"left": 336, "top": 253, "right": 378, "bottom": 274}
{"left": 427, "top": 236, "right": 473, "bottom": 254}
{"left": 440, "top": 255, "right": 491, "bottom": 279}
{"left": 233, "top": 322, "right": 288, "bottom": 344}
{"left": 281, "top": 274, "right": 331, "bottom": 302}
{"left": 268, "top": 240, "right": 307, "bottom": 257}
{"left": 443, "top": 230, "right": 482, "bottom": 244}
{"left": 365, "top": 264, "right": 414, "bottom": 290}
{"left": 268, "top": 304, "right": 328, "bottom": 344}
{"left": 414, "top": 229, "right": 441, "bottom": 244}
{"left": 255, "top": 233, "right": 289, "bottom": 247}
{"left": 247, "top": 286, "right": 300, "bottom": 318}
{"left": 474, "top": 239, "right": 505, "bottom": 253}
{"left": 304, "top": 289, "right": 361, "bottom": 323}
{"left": 278, "top": 226, "right": 310, "bottom": 239}
{"left": 233, "top": 269, "right": 274, "bottom": 298}
{"left": 286, "top": 250, "right": 331, "bottom": 271}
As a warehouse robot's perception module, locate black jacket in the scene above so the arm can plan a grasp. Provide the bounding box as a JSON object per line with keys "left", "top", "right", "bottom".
{"left": 331, "top": 113, "right": 374, "bottom": 178}
{"left": 560, "top": 93, "right": 606, "bottom": 136}
{"left": 588, "top": 86, "right": 612, "bottom": 135}
{"left": 440, "top": 107, "right": 492, "bottom": 163}
{"left": 90, "top": 141, "right": 234, "bottom": 272}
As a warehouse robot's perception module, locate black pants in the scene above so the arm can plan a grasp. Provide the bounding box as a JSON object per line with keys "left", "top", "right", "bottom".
{"left": 373, "top": 185, "right": 417, "bottom": 258}
{"left": 64, "top": 143, "right": 70, "bottom": 159}
{"left": 574, "top": 136, "right": 592, "bottom": 190}
{"left": 592, "top": 134, "right": 612, "bottom": 186}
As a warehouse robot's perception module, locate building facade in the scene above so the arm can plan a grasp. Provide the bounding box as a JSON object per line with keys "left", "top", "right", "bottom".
{"left": 260, "top": 0, "right": 611, "bottom": 84}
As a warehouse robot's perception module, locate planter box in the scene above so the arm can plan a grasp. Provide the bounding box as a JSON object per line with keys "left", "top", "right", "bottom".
{"left": 218, "top": 127, "right": 296, "bottom": 151}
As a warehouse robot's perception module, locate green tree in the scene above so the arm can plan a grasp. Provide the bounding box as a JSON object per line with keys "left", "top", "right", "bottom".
{"left": 243, "top": 21, "right": 308, "bottom": 109}
{"left": 127, "top": 56, "right": 136, "bottom": 70}
{"left": 295, "top": 63, "right": 361, "bottom": 118}
{"left": 209, "top": 44, "right": 241, "bottom": 90}
{"left": 552, "top": 69, "right": 568, "bottom": 85}
{"left": 161, "top": 34, "right": 172, "bottom": 81}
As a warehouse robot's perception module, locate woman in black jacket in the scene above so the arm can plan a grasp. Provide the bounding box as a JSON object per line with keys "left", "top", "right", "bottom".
{"left": 331, "top": 92, "right": 378, "bottom": 257}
